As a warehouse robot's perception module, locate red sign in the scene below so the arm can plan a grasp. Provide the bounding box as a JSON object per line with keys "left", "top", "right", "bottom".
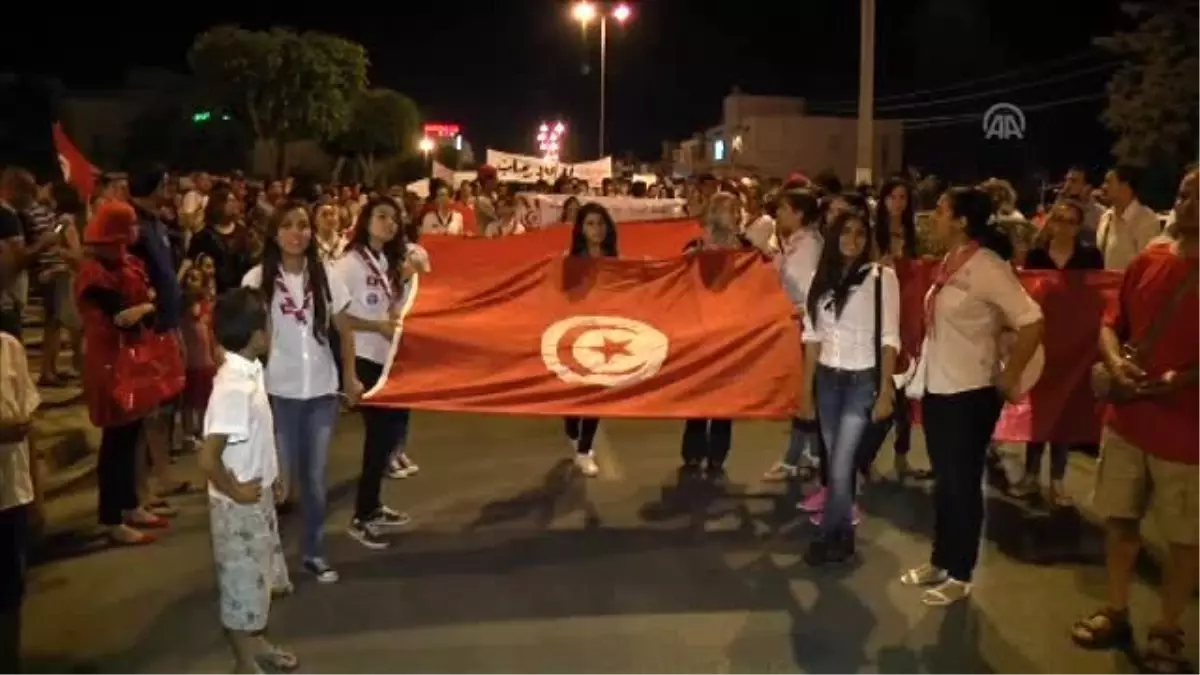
{"left": 423, "top": 123, "right": 460, "bottom": 138}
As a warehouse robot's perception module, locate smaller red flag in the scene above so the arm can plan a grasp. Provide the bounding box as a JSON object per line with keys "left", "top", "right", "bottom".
{"left": 52, "top": 123, "right": 97, "bottom": 200}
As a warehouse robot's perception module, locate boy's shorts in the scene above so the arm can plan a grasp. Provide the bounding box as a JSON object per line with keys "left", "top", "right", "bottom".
{"left": 1093, "top": 427, "right": 1199, "bottom": 546}
{"left": 209, "top": 490, "right": 290, "bottom": 632}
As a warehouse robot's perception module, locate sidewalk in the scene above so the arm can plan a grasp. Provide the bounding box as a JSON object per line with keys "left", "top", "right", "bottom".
{"left": 21, "top": 304, "right": 100, "bottom": 497}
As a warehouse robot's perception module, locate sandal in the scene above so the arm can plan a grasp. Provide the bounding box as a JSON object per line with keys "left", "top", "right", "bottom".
{"left": 253, "top": 644, "right": 299, "bottom": 673}
{"left": 921, "top": 578, "right": 972, "bottom": 606}
{"left": 1071, "top": 607, "right": 1132, "bottom": 650}
{"left": 900, "top": 563, "right": 949, "bottom": 587}
{"left": 1141, "top": 625, "right": 1190, "bottom": 674}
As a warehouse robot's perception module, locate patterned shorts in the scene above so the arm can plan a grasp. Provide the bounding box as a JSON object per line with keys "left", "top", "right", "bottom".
{"left": 209, "top": 491, "right": 290, "bottom": 632}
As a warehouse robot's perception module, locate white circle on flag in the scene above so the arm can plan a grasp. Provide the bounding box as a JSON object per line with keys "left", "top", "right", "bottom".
{"left": 58, "top": 154, "right": 71, "bottom": 182}
{"left": 540, "top": 315, "right": 669, "bottom": 388}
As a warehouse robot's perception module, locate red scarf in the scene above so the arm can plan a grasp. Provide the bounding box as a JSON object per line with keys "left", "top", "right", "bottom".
{"left": 274, "top": 271, "right": 313, "bottom": 326}
{"left": 924, "top": 241, "right": 980, "bottom": 333}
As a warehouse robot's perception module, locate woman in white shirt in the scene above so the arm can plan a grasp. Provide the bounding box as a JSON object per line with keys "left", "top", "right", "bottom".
{"left": 900, "top": 187, "right": 1043, "bottom": 606}
{"left": 798, "top": 211, "right": 900, "bottom": 566}
{"left": 420, "top": 182, "right": 464, "bottom": 236}
{"left": 332, "top": 197, "right": 418, "bottom": 550}
{"left": 763, "top": 189, "right": 825, "bottom": 482}
{"left": 242, "top": 201, "right": 361, "bottom": 584}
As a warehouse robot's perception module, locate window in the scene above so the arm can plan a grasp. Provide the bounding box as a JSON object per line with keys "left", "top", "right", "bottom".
{"left": 713, "top": 139, "right": 726, "bottom": 162}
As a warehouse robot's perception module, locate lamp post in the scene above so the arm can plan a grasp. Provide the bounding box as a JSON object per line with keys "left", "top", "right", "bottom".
{"left": 572, "top": 1, "right": 632, "bottom": 158}
{"left": 419, "top": 137, "right": 435, "bottom": 177}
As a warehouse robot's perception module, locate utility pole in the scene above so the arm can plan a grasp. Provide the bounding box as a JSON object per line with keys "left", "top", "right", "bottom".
{"left": 855, "top": 0, "right": 876, "bottom": 187}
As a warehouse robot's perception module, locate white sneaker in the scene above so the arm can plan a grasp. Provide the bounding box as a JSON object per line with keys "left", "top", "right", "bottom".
{"left": 387, "top": 458, "right": 411, "bottom": 479}
{"left": 574, "top": 453, "right": 599, "bottom": 477}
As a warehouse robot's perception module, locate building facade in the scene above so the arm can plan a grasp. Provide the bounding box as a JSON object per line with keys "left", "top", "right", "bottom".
{"left": 667, "top": 89, "right": 904, "bottom": 185}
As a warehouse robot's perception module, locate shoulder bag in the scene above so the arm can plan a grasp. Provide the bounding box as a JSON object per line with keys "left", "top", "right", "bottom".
{"left": 1091, "top": 266, "right": 1199, "bottom": 403}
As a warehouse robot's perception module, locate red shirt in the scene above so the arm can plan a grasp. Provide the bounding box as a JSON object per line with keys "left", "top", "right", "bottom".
{"left": 1103, "top": 241, "right": 1199, "bottom": 464}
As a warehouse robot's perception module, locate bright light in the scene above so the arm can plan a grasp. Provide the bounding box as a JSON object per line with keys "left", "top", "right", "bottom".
{"left": 418, "top": 137, "right": 435, "bottom": 154}
{"left": 612, "top": 3, "right": 632, "bottom": 23}
{"left": 554, "top": 122, "right": 566, "bottom": 135}
{"left": 572, "top": 1, "right": 597, "bottom": 24}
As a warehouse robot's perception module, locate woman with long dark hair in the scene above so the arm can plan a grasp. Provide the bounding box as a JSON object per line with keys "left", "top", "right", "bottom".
{"left": 799, "top": 211, "right": 900, "bottom": 565}
{"left": 899, "top": 187, "right": 1042, "bottom": 605}
{"left": 242, "top": 201, "right": 361, "bottom": 584}
{"left": 333, "top": 196, "right": 415, "bottom": 548}
{"left": 860, "top": 178, "right": 925, "bottom": 479}
{"left": 188, "top": 186, "right": 251, "bottom": 293}
{"left": 563, "top": 202, "right": 618, "bottom": 477}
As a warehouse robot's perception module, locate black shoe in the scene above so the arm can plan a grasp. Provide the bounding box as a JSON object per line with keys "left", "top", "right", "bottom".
{"left": 678, "top": 461, "right": 703, "bottom": 479}
{"left": 803, "top": 534, "right": 856, "bottom": 567}
{"left": 347, "top": 519, "right": 389, "bottom": 550}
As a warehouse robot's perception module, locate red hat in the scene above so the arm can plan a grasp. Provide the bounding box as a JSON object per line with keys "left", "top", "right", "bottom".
{"left": 786, "top": 172, "right": 810, "bottom": 186}
{"left": 477, "top": 164, "right": 497, "bottom": 181}
{"left": 83, "top": 200, "right": 137, "bottom": 245}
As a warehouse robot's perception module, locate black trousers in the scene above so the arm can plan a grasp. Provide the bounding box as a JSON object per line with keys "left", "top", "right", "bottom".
{"left": 354, "top": 358, "right": 404, "bottom": 521}
{"left": 923, "top": 387, "right": 1003, "bottom": 582}
{"left": 0, "top": 505, "right": 29, "bottom": 675}
{"left": 564, "top": 417, "right": 599, "bottom": 454}
{"left": 680, "top": 418, "right": 733, "bottom": 467}
{"left": 98, "top": 420, "right": 143, "bottom": 526}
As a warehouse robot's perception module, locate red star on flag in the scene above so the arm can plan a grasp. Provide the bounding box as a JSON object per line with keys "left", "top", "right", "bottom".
{"left": 587, "top": 337, "right": 633, "bottom": 363}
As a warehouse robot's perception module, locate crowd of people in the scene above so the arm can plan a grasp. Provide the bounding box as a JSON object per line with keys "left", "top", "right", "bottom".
{"left": 0, "top": 155, "right": 1195, "bottom": 672}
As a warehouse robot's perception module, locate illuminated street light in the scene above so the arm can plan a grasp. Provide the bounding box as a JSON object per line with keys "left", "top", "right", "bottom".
{"left": 572, "top": 1, "right": 597, "bottom": 24}
{"left": 570, "top": 2, "right": 633, "bottom": 157}
{"left": 418, "top": 137, "right": 435, "bottom": 155}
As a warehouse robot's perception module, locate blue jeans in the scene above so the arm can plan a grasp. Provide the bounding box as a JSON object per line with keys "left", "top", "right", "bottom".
{"left": 270, "top": 394, "right": 340, "bottom": 560}
{"left": 815, "top": 365, "right": 878, "bottom": 538}
{"left": 782, "top": 418, "right": 822, "bottom": 467}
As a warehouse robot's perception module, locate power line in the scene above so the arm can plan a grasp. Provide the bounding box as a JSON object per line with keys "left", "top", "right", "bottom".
{"left": 811, "top": 48, "right": 1112, "bottom": 108}
{"left": 810, "top": 62, "right": 1115, "bottom": 116}
{"left": 901, "top": 92, "right": 1107, "bottom": 131}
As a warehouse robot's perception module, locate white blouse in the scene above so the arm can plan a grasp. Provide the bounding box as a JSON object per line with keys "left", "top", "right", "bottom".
{"left": 242, "top": 263, "right": 351, "bottom": 400}
{"left": 924, "top": 248, "right": 1042, "bottom": 395}
{"left": 802, "top": 265, "right": 901, "bottom": 371}
{"left": 420, "top": 209, "right": 464, "bottom": 236}
{"left": 332, "top": 248, "right": 396, "bottom": 366}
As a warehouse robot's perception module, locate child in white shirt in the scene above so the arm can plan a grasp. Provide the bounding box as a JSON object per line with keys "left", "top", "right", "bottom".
{"left": 198, "top": 288, "right": 296, "bottom": 673}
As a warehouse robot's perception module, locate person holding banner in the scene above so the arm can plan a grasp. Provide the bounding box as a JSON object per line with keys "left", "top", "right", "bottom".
{"left": 420, "top": 181, "right": 464, "bottom": 236}
{"left": 899, "top": 187, "right": 1043, "bottom": 606}
{"left": 679, "top": 193, "right": 756, "bottom": 482}
{"left": 562, "top": 203, "right": 619, "bottom": 477}
{"left": 333, "top": 197, "right": 415, "bottom": 549}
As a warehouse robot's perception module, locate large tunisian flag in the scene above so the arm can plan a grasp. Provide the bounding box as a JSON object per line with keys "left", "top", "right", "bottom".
{"left": 365, "top": 251, "right": 803, "bottom": 419}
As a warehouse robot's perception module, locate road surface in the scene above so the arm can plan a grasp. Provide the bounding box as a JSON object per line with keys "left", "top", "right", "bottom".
{"left": 23, "top": 411, "right": 1198, "bottom": 673}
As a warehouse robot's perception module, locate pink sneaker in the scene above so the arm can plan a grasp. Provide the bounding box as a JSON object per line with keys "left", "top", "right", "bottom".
{"left": 808, "top": 505, "right": 863, "bottom": 527}
{"left": 797, "top": 487, "right": 828, "bottom": 513}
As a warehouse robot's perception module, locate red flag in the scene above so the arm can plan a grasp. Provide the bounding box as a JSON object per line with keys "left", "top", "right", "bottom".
{"left": 52, "top": 123, "right": 97, "bottom": 200}
{"left": 365, "top": 252, "right": 802, "bottom": 419}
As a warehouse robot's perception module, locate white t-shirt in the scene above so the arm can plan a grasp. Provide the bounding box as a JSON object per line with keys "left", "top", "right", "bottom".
{"left": 0, "top": 332, "right": 37, "bottom": 511}
{"left": 333, "top": 247, "right": 397, "bottom": 366}
{"left": 242, "top": 262, "right": 351, "bottom": 400}
{"left": 923, "top": 248, "right": 1043, "bottom": 395}
{"left": 420, "top": 209, "right": 464, "bottom": 236}
{"left": 802, "top": 265, "right": 901, "bottom": 371}
{"left": 205, "top": 351, "right": 278, "bottom": 502}
{"left": 1096, "top": 200, "right": 1162, "bottom": 271}
{"left": 777, "top": 228, "right": 823, "bottom": 313}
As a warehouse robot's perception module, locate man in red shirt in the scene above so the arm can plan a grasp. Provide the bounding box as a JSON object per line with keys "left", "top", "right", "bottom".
{"left": 1071, "top": 167, "right": 1198, "bottom": 672}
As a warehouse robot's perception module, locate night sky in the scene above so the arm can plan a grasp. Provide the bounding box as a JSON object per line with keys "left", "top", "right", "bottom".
{"left": 8, "top": 0, "right": 1125, "bottom": 179}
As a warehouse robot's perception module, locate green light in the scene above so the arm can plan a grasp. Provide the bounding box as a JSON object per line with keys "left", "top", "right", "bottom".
{"left": 192, "top": 111, "right": 212, "bottom": 123}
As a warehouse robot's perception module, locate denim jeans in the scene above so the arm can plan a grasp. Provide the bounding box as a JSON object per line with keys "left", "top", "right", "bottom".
{"left": 270, "top": 394, "right": 340, "bottom": 560}
{"left": 814, "top": 365, "right": 878, "bottom": 538}
{"left": 782, "top": 418, "right": 822, "bottom": 467}
{"left": 923, "top": 387, "right": 1003, "bottom": 582}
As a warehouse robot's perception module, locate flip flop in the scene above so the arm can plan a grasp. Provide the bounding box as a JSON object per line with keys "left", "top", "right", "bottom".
{"left": 254, "top": 645, "right": 299, "bottom": 673}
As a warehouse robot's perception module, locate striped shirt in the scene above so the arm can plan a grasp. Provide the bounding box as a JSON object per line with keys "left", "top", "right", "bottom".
{"left": 25, "top": 203, "right": 63, "bottom": 271}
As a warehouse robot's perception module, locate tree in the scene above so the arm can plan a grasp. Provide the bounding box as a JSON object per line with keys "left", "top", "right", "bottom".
{"left": 188, "top": 25, "right": 369, "bottom": 177}
{"left": 327, "top": 88, "right": 420, "bottom": 186}
{"left": 1096, "top": 1, "right": 1199, "bottom": 168}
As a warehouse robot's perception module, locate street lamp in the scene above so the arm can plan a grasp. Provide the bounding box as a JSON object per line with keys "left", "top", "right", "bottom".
{"left": 572, "top": 1, "right": 632, "bottom": 158}
{"left": 418, "top": 137, "right": 435, "bottom": 155}
{"left": 537, "top": 120, "right": 567, "bottom": 164}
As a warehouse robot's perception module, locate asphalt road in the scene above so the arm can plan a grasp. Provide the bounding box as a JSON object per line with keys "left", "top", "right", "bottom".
{"left": 23, "top": 411, "right": 1198, "bottom": 674}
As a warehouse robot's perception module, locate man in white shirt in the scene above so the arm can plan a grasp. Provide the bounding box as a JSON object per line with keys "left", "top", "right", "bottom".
{"left": 0, "top": 329, "right": 42, "bottom": 674}
{"left": 198, "top": 288, "right": 296, "bottom": 673}
{"left": 179, "top": 172, "right": 212, "bottom": 234}
{"left": 1097, "top": 166, "right": 1162, "bottom": 270}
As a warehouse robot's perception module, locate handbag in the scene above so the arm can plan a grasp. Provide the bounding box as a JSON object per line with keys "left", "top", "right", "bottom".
{"left": 112, "top": 328, "right": 185, "bottom": 417}
{"left": 1091, "top": 266, "right": 1198, "bottom": 403}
